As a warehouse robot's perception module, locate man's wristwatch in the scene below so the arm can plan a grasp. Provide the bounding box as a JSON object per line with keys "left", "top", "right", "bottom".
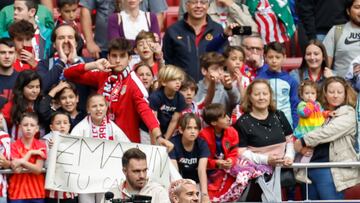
{"left": 71, "top": 56, "right": 82, "bottom": 64}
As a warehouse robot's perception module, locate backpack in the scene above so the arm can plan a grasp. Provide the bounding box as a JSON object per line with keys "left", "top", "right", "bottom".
{"left": 332, "top": 24, "right": 345, "bottom": 67}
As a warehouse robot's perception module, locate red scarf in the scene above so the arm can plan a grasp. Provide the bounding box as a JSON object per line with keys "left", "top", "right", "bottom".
{"left": 89, "top": 116, "right": 114, "bottom": 140}
{"left": 102, "top": 66, "right": 132, "bottom": 103}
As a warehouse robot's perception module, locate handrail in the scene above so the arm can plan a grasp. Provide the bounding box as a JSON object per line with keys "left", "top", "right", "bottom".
{"left": 286, "top": 161, "right": 360, "bottom": 168}
{"left": 0, "top": 168, "right": 47, "bottom": 174}
{"left": 282, "top": 161, "right": 360, "bottom": 201}
{"left": 0, "top": 162, "right": 357, "bottom": 174}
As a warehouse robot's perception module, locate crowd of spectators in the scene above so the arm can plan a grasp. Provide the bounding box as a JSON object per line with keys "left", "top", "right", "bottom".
{"left": 0, "top": 0, "right": 360, "bottom": 202}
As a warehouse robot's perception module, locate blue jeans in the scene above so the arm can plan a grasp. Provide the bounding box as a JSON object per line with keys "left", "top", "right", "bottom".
{"left": 308, "top": 168, "right": 344, "bottom": 200}
{"left": 9, "top": 199, "right": 44, "bottom": 203}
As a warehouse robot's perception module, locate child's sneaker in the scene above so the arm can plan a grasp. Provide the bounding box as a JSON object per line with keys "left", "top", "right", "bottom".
{"left": 295, "top": 169, "right": 312, "bottom": 184}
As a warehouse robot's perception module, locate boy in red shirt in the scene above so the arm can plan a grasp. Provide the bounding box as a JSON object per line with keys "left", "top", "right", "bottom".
{"left": 64, "top": 38, "right": 172, "bottom": 149}
{"left": 8, "top": 112, "right": 47, "bottom": 203}
{"left": 199, "top": 103, "right": 239, "bottom": 201}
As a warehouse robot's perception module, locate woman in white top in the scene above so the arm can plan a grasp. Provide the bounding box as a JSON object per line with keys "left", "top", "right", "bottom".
{"left": 107, "top": 0, "right": 160, "bottom": 46}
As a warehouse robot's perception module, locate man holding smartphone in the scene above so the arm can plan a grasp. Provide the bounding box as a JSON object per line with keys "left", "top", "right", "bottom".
{"left": 207, "top": 0, "right": 257, "bottom": 46}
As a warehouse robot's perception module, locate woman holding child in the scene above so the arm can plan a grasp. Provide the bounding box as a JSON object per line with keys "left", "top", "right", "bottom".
{"left": 294, "top": 76, "right": 360, "bottom": 200}
{"left": 234, "top": 79, "right": 295, "bottom": 201}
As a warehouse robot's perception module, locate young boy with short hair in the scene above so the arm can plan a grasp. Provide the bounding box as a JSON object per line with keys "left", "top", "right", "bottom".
{"left": 180, "top": 74, "right": 215, "bottom": 119}
{"left": 56, "top": 0, "right": 79, "bottom": 25}
{"left": 134, "top": 30, "right": 165, "bottom": 76}
{"left": 3, "top": 0, "right": 52, "bottom": 60}
{"left": 199, "top": 103, "right": 238, "bottom": 200}
{"left": 64, "top": 38, "right": 172, "bottom": 150}
{"left": 55, "top": 0, "right": 84, "bottom": 56}
{"left": 256, "top": 42, "right": 299, "bottom": 128}
{"left": 8, "top": 19, "right": 38, "bottom": 71}
{"left": 8, "top": 112, "right": 47, "bottom": 202}
{"left": 149, "top": 65, "right": 186, "bottom": 139}
{"left": 194, "top": 52, "right": 240, "bottom": 115}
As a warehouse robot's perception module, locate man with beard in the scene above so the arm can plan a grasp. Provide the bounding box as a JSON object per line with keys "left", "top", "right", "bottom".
{"left": 169, "top": 179, "right": 199, "bottom": 203}
{"left": 323, "top": 0, "right": 360, "bottom": 77}
{"left": 0, "top": 38, "right": 18, "bottom": 109}
{"left": 103, "top": 148, "right": 170, "bottom": 203}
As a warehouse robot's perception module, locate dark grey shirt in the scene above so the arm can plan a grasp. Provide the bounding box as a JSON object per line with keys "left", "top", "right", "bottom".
{"left": 80, "top": 0, "right": 115, "bottom": 51}
{"left": 140, "top": 0, "right": 168, "bottom": 13}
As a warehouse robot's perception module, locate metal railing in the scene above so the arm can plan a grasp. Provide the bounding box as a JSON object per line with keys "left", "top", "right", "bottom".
{"left": 0, "top": 163, "right": 360, "bottom": 202}
{"left": 284, "top": 162, "right": 360, "bottom": 202}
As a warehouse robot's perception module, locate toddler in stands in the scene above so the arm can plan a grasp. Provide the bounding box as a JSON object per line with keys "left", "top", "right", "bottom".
{"left": 294, "top": 80, "right": 331, "bottom": 183}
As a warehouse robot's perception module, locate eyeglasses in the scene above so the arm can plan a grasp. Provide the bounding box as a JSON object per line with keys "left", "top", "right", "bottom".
{"left": 187, "top": 0, "right": 209, "bottom": 5}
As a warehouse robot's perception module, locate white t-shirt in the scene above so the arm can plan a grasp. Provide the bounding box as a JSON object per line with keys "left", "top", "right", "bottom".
{"left": 121, "top": 10, "right": 149, "bottom": 40}
{"left": 323, "top": 22, "right": 360, "bottom": 77}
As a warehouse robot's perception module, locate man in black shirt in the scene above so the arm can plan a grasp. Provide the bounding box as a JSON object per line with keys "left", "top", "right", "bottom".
{"left": 0, "top": 38, "right": 18, "bottom": 109}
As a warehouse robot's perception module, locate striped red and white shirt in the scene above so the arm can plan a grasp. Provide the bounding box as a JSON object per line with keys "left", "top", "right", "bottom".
{"left": 254, "top": 0, "right": 289, "bottom": 44}
{"left": 0, "top": 132, "right": 10, "bottom": 198}
{"left": 46, "top": 190, "right": 77, "bottom": 199}
{"left": 33, "top": 27, "right": 41, "bottom": 61}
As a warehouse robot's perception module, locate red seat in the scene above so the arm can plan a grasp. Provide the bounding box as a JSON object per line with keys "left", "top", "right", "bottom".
{"left": 283, "top": 57, "right": 303, "bottom": 72}
{"left": 164, "top": 6, "right": 179, "bottom": 30}
{"left": 167, "top": 0, "right": 180, "bottom": 6}
{"left": 345, "top": 183, "right": 360, "bottom": 199}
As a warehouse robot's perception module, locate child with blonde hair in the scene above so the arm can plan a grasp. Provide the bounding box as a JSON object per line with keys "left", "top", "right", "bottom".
{"left": 149, "top": 65, "right": 187, "bottom": 139}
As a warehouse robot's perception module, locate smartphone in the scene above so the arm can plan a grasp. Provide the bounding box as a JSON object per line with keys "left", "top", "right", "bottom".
{"left": 21, "top": 46, "right": 33, "bottom": 64}
{"left": 23, "top": 45, "right": 33, "bottom": 53}
{"left": 232, "top": 26, "right": 252, "bottom": 35}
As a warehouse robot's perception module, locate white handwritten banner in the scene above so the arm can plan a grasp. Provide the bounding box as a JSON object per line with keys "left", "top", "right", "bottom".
{"left": 45, "top": 134, "right": 170, "bottom": 193}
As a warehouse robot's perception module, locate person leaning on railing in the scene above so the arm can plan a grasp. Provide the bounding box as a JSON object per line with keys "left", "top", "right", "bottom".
{"left": 294, "top": 76, "right": 360, "bottom": 200}
{"left": 234, "top": 79, "right": 295, "bottom": 202}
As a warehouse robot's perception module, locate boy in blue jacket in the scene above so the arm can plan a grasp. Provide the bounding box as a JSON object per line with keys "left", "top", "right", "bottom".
{"left": 256, "top": 42, "right": 299, "bottom": 128}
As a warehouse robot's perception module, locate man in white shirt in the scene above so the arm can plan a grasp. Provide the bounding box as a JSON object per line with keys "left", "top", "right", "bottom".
{"left": 104, "top": 148, "right": 170, "bottom": 203}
